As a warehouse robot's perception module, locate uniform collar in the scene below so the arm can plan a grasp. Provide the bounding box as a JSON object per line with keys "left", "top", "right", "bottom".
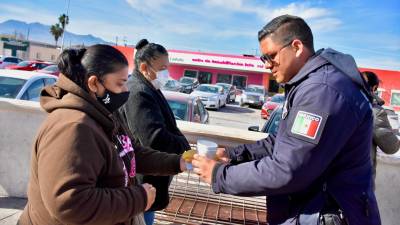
{"left": 285, "top": 49, "right": 328, "bottom": 86}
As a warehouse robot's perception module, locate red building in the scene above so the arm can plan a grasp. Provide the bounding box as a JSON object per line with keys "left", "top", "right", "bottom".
{"left": 115, "top": 46, "right": 400, "bottom": 110}
{"left": 359, "top": 68, "right": 400, "bottom": 111}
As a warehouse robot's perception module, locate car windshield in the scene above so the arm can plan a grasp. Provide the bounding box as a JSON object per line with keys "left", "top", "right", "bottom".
{"left": 263, "top": 106, "right": 283, "bottom": 135}
{"left": 271, "top": 95, "right": 285, "bottom": 103}
{"left": 0, "top": 77, "right": 26, "bottom": 98}
{"left": 180, "top": 77, "right": 194, "bottom": 84}
{"left": 197, "top": 85, "right": 219, "bottom": 93}
{"left": 17, "top": 61, "right": 30, "bottom": 67}
{"left": 245, "top": 87, "right": 264, "bottom": 94}
{"left": 167, "top": 100, "right": 188, "bottom": 121}
{"left": 42, "top": 65, "right": 58, "bottom": 72}
{"left": 216, "top": 83, "right": 229, "bottom": 90}
{"left": 165, "top": 80, "right": 175, "bottom": 88}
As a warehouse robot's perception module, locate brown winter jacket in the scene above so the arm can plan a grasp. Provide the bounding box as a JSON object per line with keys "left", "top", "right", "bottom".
{"left": 18, "top": 74, "right": 182, "bottom": 225}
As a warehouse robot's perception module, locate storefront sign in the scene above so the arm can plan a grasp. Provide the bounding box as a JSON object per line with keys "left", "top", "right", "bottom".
{"left": 1, "top": 37, "right": 29, "bottom": 51}
{"left": 169, "top": 51, "right": 268, "bottom": 73}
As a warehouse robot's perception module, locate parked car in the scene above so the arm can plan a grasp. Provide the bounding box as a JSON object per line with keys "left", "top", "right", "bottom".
{"left": 0, "top": 70, "right": 58, "bottom": 101}
{"left": 162, "top": 90, "right": 209, "bottom": 124}
{"left": 6, "top": 61, "right": 53, "bottom": 71}
{"left": 36, "top": 64, "right": 60, "bottom": 76}
{"left": 261, "top": 93, "right": 285, "bottom": 119}
{"left": 162, "top": 79, "right": 183, "bottom": 92}
{"left": 179, "top": 77, "right": 199, "bottom": 93}
{"left": 239, "top": 84, "right": 267, "bottom": 108}
{"left": 190, "top": 84, "right": 226, "bottom": 110}
{"left": 249, "top": 104, "right": 283, "bottom": 136}
{"left": 216, "top": 82, "right": 236, "bottom": 103}
{"left": 0, "top": 56, "right": 23, "bottom": 69}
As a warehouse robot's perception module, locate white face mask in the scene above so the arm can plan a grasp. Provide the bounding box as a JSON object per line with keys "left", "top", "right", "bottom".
{"left": 150, "top": 69, "right": 169, "bottom": 89}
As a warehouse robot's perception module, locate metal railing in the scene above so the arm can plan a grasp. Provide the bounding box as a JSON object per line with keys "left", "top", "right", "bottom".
{"left": 156, "top": 171, "right": 267, "bottom": 225}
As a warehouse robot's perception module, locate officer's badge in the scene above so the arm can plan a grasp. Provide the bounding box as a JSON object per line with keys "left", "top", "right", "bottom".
{"left": 291, "top": 111, "right": 322, "bottom": 140}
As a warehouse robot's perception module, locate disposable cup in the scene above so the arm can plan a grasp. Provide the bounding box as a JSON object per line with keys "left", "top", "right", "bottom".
{"left": 197, "top": 139, "right": 218, "bottom": 159}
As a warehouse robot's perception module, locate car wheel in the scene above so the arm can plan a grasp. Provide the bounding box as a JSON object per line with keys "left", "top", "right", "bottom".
{"left": 239, "top": 98, "right": 245, "bottom": 107}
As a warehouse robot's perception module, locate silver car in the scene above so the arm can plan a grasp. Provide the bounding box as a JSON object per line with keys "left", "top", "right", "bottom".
{"left": 162, "top": 79, "right": 184, "bottom": 92}
{"left": 162, "top": 90, "right": 209, "bottom": 124}
{"left": 239, "top": 84, "right": 267, "bottom": 108}
{"left": 190, "top": 84, "right": 226, "bottom": 110}
{"left": 0, "top": 69, "right": 58, "bottom": 101}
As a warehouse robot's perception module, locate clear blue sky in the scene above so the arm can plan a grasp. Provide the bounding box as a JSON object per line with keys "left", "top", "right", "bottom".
{"left": 0, "top": 0, "right": 399, "bottom": 70}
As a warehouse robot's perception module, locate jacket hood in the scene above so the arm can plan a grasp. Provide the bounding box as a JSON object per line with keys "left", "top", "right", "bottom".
{"left": 40, "top": 74, "right": 115, "bottom": 132}
{"left": 288, "top": 48, "right": 370, "bottom": 95}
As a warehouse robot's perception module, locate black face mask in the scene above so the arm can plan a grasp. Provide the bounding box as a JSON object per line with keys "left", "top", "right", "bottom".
{"left": 96, "top": 88, "right": 130, "bottom": 113}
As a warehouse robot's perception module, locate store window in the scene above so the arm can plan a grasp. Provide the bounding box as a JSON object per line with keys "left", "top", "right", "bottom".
{"left": 198, "top": 71, "right": 212, "bottom": 84}
{"left": 390, "top": 90, "right": 400, "bottom": 107}
{"left": 184, "top": 70, "right": 197, "bottom": 78}
{"left": 217, "top": 74, "right": 232, "bottom": 84}
{"left": 232, "top": 75, "right": 247, "bottom": 89}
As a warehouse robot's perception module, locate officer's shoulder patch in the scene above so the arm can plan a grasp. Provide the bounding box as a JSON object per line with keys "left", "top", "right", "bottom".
{"left": 289, "top": 110, "right": 328, "bottom": 144}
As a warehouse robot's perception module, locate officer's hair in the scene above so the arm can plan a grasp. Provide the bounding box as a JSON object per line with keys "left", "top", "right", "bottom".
{"left": 258, "top": 15, "right": 314, "bottom": 52}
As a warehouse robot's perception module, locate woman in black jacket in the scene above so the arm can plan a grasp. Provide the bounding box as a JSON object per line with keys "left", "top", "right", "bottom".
{"left": 120, "top": 39, "right": 190, "bottom": 225}
{"left": 362, "top": 71, "right": 399, "bottom": 188}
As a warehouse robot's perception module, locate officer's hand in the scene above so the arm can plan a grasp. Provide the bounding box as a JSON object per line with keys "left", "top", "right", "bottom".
{"left": 192, "top": 154, "right": 217, "bottom": 184}
{"left": 142, "top": 183, "right": 156, "bottom": 211}
{"left": 216, "top": 148, "right": 230, "bottom": 163}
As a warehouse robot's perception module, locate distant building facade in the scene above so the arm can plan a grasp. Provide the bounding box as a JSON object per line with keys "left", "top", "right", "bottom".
{"left": 0, "top": 35, "right": 60, "bottom": 62}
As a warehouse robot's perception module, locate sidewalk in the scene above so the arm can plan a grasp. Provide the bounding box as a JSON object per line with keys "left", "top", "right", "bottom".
{"left": 0, "top": 197, "right": 26, "bottom": 225}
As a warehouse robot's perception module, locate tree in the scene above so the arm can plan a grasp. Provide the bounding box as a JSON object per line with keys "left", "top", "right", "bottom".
{"left": 50, "top": 23, "right": 62, "bottom": 47}
{"left": 59, "top": 14, "right": 69, "bottom": 33}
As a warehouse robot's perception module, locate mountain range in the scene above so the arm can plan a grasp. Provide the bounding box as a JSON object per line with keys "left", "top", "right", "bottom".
{"left": 0, "top": 19, "right": 111, "bottom": 46}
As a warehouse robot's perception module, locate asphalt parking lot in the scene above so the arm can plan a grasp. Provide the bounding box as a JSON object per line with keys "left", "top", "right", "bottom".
{"left": 207, "top": 100, "right": 266, "bottom": 131}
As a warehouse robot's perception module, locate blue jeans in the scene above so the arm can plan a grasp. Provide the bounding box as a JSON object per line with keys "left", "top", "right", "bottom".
{"left": 143, "top": 211, "right": 155, "bottom": 225}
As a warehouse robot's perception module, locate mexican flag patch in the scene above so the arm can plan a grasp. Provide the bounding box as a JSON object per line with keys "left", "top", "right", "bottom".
{"left": 291, "top": 111, "right": 322, "bottom": 139}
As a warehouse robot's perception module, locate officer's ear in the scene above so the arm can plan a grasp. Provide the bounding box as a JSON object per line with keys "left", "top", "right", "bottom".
{"left": 292, "top": 39, "right": 304, "bottom": 58}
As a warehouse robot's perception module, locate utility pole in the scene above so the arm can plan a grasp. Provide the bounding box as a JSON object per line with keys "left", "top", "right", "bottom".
{"left": 123, "top": 36, "right": 127, "bottom": 46}
{"left": 26, "top": 26, "right": 30, "bottom": 41}
{"left": 115, "top": 36, "right": 119, "bottom": 46}
{"left": 61, "top": 0, "right": 70, "bottom": 51}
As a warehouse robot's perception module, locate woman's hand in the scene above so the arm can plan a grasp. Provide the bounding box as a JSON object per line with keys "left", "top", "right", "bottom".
{"left": 216, "top": 148, "right": 230, "bottom": 163}
{"left": 142, "top": 183, "right": 156, "bottom": 211}
{"left": 180, "top": 157, "right": 187, "bottom": 172}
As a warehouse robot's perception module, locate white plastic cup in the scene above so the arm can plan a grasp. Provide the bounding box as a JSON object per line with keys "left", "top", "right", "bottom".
{"left": 185, "top": 162, "right": 193, "bottom": 171}
{"left": 197, "top": 139, "right": 218, "bottom": 159}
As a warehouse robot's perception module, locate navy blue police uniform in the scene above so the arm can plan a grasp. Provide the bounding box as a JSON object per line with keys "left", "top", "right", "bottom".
{"left": 211, "top": 48, "right": 381, "bottom": 225}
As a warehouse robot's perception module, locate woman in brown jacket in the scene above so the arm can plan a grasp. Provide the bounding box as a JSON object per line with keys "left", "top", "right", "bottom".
{"left": 18, "top": 44, "right": 185, "bottom": 225}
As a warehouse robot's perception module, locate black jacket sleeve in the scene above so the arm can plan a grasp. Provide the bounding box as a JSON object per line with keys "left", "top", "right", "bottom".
{"left": 123, "top": 89, "right": 190, "bottom": 154}
{"left": 226, "top": 134, "right": 276, "bottom": 163}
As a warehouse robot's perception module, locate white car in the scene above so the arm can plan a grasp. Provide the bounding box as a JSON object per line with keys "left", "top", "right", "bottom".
{"left": 190, "top": 84, "right": 226, "bottom": 110}
{"left": 0, "top": 56, "right": 23, "bottom": 69}
{"left": 0, "top": 69, "right": 58, "bottom": 101}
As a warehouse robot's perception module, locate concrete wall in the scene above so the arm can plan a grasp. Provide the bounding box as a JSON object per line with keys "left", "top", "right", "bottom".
{"left": 28, "top": 44, "right": 59, "bottom": 62}
{"left": 0, "top": 98, "right": 399, "bottom": 224}
{"left": 0, "top": 99, "right": 45, "bottom": 197}
{"left": 375, "top": 154, "right": 400, "bottom": 225}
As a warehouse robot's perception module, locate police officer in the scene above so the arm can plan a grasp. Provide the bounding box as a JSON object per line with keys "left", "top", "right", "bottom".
{"left": 192, "top": 15, "right": 381, "bottom": 225}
